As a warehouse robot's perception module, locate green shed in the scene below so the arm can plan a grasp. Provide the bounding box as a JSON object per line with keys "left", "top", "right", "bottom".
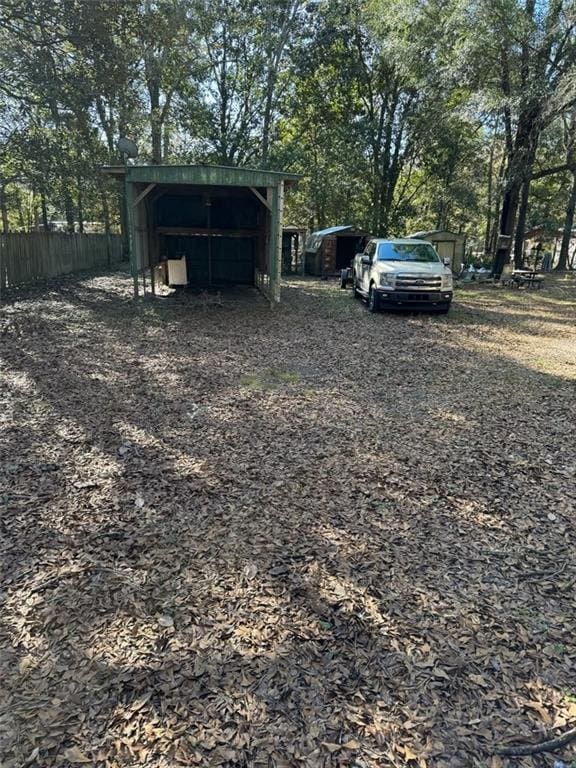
{"left": 103, "top": 164, "right": 300, "bottom": 304}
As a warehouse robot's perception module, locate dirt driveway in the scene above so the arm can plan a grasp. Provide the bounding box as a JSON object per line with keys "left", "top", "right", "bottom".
{"left": 1, "top": 273, "right": 575, "bottom": 768}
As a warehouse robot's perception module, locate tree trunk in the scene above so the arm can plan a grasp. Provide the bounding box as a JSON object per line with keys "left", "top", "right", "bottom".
{"left": 370, "top": 101, "right": 386, "bottom": 235}
{"left": 492, "top": 107, "right": 540, "bottom": 277}
{"left": 555, "top": 110, "right": 576, "bottom": 270}
{"left": 101, "top": 189, "right": 111, "bottom": 235}
{"left": 260, "top": 1, "right": 300, "bottom": 166}
{"left": 149, "top": 83, "right": 162, "bottom": 164}
{"left": 40, "top": 191, "right": 49, "bottom": 230}
{"left": 512, "top": 129, "right": 539, "bottom": 267}
{"left": 379, "top": 90, "right": 406, "bottom": 236}
{"left": 435, "top": 200, "right": 444, "bottom": 231}
{"left": 371, "top": 172, "right": 381, "bottom": 235}
{"left": 513, "top": 179, "right": 530, "bottom": 267}
{"left": 162, "top": 123, "right": 171, "bottom": 160}
{"left": 77, "top": 177, "right": 84, "bottom": 234}
{"left": 33, "top": 194, "right": 40, "bottom": 231}
{"left": 489, "top": 195, "right": 501, "bottom": 257}
{"left": 484, "top": 124, "right": 499, "bottom": 254}
{"left": 498, "top": 0, "right": 542, "bottom": 273}
{"left": 492, "top": 178, "right": 521, "bottom": 277}
{"left": 0, "top": 185, "right": 9, "bottom": 233}
{"left": 488, "top": 149, "right": 506, "bottom": 257}
{"left": 261, "top": 71, "right": 274, "bottom": 167}
{"left": 95, "top": 97, "right": 116, "bottom": 157}
{"left": 556, "top": 171, "right": 576, "bottom": 271}
{"left": 17, "top": 196, "right": 26, "bottom": 231}
{"left": 64, "top": 193, "right": 75, "bottom": 233}
{"left": 485, "top": 170, "right": 494, "bottom": 255}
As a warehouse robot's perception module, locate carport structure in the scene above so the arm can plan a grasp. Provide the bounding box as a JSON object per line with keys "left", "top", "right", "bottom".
{"left": 104, "top": 164, "right": 300, "bottom": 304}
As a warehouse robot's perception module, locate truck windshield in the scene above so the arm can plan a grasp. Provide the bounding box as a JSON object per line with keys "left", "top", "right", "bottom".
{"left": 377, "top": 243, "right": 439, "bottom": 262}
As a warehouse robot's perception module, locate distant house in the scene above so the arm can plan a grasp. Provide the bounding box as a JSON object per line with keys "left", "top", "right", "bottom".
{"left": 523, "top": 226, "right": 576, "bottom": 268}
{"left": 32, "top": 221, "right": 110, "bottom": 234}
{"left": 407, "top": 230, "right": 466, "bottom": 272}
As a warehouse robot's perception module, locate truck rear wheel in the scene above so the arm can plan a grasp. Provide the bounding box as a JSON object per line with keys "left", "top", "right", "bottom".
{"left": 368, "top": 285, "right": 380, "bottom": 313}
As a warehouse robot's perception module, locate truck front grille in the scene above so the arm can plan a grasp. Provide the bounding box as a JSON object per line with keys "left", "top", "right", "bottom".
{"left": 396, "top": 274, "right": 442, "bottom": 291}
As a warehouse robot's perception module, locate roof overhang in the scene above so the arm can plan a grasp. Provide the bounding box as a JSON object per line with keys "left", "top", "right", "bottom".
{"left": 408, "top": 230, "right": 466, "bottom": 240}
{"left": 102, "top": 163, "right": 301, "bottom": 188}
{"left": 311, "top": 225, "right": 353, "bottom": 237}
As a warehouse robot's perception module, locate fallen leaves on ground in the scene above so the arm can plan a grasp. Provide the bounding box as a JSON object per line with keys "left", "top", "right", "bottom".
{"left": 0, "top": 272, "right": 575, "bottom": 768}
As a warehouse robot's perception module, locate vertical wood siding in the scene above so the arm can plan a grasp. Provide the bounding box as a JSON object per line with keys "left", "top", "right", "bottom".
{"left": 0, "top": 233, "right": 124, "bottom": 289}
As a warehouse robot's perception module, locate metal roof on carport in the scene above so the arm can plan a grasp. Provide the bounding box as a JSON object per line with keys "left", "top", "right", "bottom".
{"left": 103, "top": 164, "right": 301, "bottom": 303}
{"left": 103, "top": 164, "right": 300, "bottom": 188}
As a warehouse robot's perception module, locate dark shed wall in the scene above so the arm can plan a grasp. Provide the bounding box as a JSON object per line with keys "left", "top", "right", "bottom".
{"left": 154, "top": 189, "right": 261, "bottom": 288}
{"left": 164, "top": 236, "right": 255, "bottom": 286}
{"left": 155, "top": 194, "right": 260, "bottom": 230}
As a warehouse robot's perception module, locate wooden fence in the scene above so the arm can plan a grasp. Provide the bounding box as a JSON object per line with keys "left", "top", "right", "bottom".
{"left": 0, "top": 232, "right": 125, "bottom": 291}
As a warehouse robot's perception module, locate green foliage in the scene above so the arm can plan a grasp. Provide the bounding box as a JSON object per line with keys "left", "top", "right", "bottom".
{"left": 0, "top": 0, "right": 574, "bottom": 243}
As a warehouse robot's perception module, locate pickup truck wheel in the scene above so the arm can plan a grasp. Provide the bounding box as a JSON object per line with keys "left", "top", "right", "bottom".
{"left": 368, "top": 284, "right": 380, "bottom": 313}
{"left": 339, "top": 269, "right": 348, "bottom": 289}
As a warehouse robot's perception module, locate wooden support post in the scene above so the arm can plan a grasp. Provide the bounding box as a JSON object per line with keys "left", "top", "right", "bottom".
{"left": 124, "top": 175, "right": 138, "bottom": 298}
{"left": 275, "top": 181, "right": 284, "bottom": 302}
{"left": 267, "top": 183, "right": 282, "bottom": 305}
{"left": 249, "top": 186, "right": 272, "bottom": 211}
{"left": 133, "top": 183, "right": 156, "bottom": 208}
{"left": 206, "top": 196, "right": 212, "bottom": 288}
{"left": 145, "top": 197, "right": 156, "bottom": 296}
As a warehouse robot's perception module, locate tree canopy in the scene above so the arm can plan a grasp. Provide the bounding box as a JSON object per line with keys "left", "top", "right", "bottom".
{"left": 0, "top": 0, "right": 575, "bottom": 266}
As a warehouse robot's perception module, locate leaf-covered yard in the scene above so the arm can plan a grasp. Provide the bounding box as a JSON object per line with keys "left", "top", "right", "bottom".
{"left": 1, "top": 274, "right": 575, "bottom": 768}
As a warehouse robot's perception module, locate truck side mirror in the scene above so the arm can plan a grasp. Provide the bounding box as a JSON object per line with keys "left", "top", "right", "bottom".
{"left": 443, "top": 258, "right": 451, "bottom": 267}
{"left": 361, "top": 254, "right": 372, "bottom": 265}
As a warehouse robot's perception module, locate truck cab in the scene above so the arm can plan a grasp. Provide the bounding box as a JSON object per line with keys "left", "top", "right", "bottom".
{"left": 352, "top": 238, "right": 453, "bottom": 313}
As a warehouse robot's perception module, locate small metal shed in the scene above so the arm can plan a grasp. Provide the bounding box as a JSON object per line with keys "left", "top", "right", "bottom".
{"left": 303, "top": 226, "right": 371, "bottom": 278}
{"left": 408, "top": 230, "right": 466, "bottom": 272}
{"left": 103, "top": 164, "right": 300, "bottom": 304}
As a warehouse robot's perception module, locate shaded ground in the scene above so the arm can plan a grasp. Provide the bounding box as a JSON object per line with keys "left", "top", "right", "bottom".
{"left": 1, "top": 272, "right": 575, "bottom": 768}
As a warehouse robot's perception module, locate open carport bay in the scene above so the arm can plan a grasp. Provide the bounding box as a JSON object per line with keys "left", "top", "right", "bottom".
{"left": 105, "top": 164, "right": 299, "bottom": 304}
{"left": 157, "top": 191, "right": 259, "bottom": 287}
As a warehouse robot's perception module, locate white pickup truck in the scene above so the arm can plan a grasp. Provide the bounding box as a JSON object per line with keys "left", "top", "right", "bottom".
{"left": 348, "top": 238, "right": 453, "bottom": 314}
